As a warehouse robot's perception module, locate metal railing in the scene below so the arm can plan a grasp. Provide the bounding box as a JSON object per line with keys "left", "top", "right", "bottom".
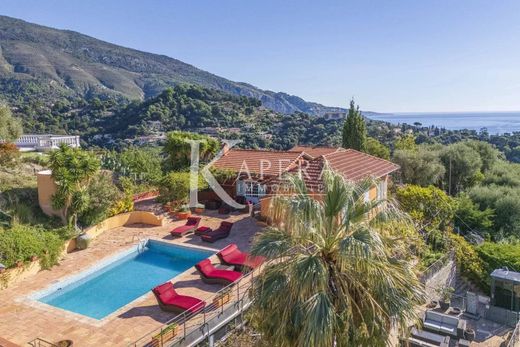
{"left": 419, "top": 251, "right": 454, "bottom": 284}
{"left": 507, "top": 320, "right": 520, "bottom": 347}
{"left": 130, "top": 269, "right": 257, "bottom": 347}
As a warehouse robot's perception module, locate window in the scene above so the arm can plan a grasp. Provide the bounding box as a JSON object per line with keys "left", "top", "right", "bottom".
{"left": 236, "top": 180, "right": 266, "bottom": 198}
{"left": 377, "top": 180, "right": 387, "bottom": 200}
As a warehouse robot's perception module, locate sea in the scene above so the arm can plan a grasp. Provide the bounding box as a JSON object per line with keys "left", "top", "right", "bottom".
{"left": 366, "top": 111, "right": 520, "bottom": 135}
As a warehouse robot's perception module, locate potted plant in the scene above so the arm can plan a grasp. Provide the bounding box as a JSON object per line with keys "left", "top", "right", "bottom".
{"left": 15, "top": 260, "right": 24, "bottom": 268}
{"left": 54, "top": 340, "right": 73, "bottom": 347}
{"left": 76, "top": 233, "right": 92, "bottom": 250}
{"left": 464, "top": 327, "right": 475, "bottom": 341}
{"left": 30, "top": 255, "right": 39, "bottom": 262}
{"left": 437, "top": 286, "right": 454, "bottom": 311}
{"left": 193, "top": 203, "right": 205, "bottom": 214}
{"left": 175, "top": 205, "right": 191, "bottom": 220}
{"left": 426, "top": 300, "right": 438, "bottom": 309}
{"left": 213, "top": 289, "right": 231, "bottom": 308}
{"left": 151, "top": 323, "right": 178, "bottom": 346}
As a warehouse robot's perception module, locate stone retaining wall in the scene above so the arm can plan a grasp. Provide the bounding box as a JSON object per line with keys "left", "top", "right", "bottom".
{"left": 424, "top": 257, "right": 457, "bottom": 300}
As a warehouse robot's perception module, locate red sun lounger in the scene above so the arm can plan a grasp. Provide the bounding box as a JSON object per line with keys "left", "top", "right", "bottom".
{"left": 170, "top": 217, "right": 201, "bottom": 237}
{"left": 199, "top": 221, "right": 234, "bottom": 243}
{"left": 217, "top": 243, "right": 265, "bottom": 271}
{"left": 195, "top": 259, "right": 242, "bottom": 285}
{"left": 152, "top": 282, "right": 205, "bottom": 314}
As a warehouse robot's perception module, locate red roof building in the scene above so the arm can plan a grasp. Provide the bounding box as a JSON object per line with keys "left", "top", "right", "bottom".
{"left": 211, "top": 145, "right": 399, "bottom": 204}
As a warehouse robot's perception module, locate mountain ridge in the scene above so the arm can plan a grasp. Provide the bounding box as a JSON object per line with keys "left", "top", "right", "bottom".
{"left": 0, "top": 15, "right": 344, "bottom": 115}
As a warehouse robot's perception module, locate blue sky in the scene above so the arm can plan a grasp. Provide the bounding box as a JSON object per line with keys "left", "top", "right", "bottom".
{"left": 2, "top": 0, "right": 520, "bottom": 112}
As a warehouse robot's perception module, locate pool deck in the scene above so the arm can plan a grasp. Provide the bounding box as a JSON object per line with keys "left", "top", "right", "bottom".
{"left": 0, "top": 210, "right": 263, "bottom": 346}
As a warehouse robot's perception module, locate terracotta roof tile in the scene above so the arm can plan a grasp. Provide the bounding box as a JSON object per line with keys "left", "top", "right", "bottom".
{"left": 290, "top": 145, "right": 341, "bottom": 158}
{"left": 266, "top": 148, "right": 399, "bottom": 192}
{"left": 212, "top": 149, "right": 304, "bottom": 177}
{"left": 323, "top": 149, "right": 400, "bottom": 181}
{"left": 213, "top": 147, "right": 399, "bottom": 190}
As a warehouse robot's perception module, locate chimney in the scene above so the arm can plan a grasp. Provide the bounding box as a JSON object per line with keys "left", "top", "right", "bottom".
{"left": 222, "top": 142, "right": 230, "bottom": 155}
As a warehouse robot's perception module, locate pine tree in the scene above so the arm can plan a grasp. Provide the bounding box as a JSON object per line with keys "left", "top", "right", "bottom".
{"left": 342, "top": 99, "right": 367, "bottom": 151}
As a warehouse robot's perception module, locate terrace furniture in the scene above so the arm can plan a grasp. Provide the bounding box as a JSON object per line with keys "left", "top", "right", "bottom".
{"left": 152, "top": 282, "right": 205, "bottom": 314}
{"left": 170, "top": 217, "right": 201, "bottom": 237}
{"left": 199, "top": 221, "right": 234, "bottom": 243}
{"left": 194, "top": 226, "right": 212, "bottom": 236}
{"left": 463, "top": 328, "right": 475, "bottom": 341}
{"left": 195, "top": 259, "right": 242, "bottom": 285}
{"left": 405, "top": 328, "right": 450, "bottom": 347}
{"left": 217, "top": 243, "right": 265, "bottom": 271}
{"left": 218, "top": 204, "right": 231, "bottom": 214}
{"left": 205, "top": 200, "right": 221, "bottom": 210}
{"left": 235, "top": 196, "right": 252, "bottom": 214}
{"left": 423, "top": 310, "right": 466, "bottom": 338}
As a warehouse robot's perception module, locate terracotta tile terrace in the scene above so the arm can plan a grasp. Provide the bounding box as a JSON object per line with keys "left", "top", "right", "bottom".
{"left": 0, "top": 210, "right": 263, "bottom": 347}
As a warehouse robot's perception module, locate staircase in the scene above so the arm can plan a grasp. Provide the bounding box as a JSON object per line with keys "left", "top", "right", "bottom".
{"left": 453, "top": 270, "right": 483, "bottom": 297}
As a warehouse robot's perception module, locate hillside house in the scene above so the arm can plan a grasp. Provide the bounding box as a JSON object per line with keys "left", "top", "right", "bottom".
{"left": 211, "top": 145, "right": 399, "bottom": 217}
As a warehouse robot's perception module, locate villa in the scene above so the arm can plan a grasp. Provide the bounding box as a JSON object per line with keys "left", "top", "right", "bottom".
{"left": 14, "top": 134, "right": 81, "bottom": 152}
{"left": 211, "top": 145, "right": 399, "bottom": 213}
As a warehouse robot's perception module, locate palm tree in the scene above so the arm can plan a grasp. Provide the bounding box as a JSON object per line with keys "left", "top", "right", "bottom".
{"left": 250, "top": 168, "right": 425, "bottom": 347}
{"left": 49, "top": 144, "right": 100, "bottom": 226}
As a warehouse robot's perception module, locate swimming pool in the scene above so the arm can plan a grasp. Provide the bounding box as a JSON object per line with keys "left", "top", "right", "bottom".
{"left": 34, "top": 240, "right": 213, "bottom": 320}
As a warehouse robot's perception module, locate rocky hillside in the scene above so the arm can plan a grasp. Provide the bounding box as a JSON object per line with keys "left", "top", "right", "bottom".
{"left": 0, "top": 15, "right": 343, "bottom": 115}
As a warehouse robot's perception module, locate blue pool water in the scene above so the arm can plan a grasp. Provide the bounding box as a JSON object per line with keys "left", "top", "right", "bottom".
{"left": 38, "top": 240, "right": 212, "bottom": 319}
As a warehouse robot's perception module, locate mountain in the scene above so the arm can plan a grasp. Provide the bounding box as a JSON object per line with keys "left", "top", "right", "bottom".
{"left": 0, "top": 15, "right": 343, "bottom": 115}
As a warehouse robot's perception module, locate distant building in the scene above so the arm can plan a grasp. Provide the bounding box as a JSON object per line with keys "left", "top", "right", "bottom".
{"left": 322, "top": 112, "right": 347, "bottom": 121}
{"left": 15, "top": 134, "right": 80, "bottom": 152}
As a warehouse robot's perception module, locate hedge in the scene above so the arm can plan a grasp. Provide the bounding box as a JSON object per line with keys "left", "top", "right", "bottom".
{"left": 476, "top": 242, "right": 520, "bottom": 275}
{"left": 0, "top": 224, "right": 64, "bottom": 269}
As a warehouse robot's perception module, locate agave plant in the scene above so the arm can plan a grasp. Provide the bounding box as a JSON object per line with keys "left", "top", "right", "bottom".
{"left": 250, "top": 167, "right": 425, "bottom": 347}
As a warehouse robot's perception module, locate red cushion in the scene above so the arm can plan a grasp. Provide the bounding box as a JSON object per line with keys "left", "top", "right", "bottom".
{"left": 209, "top": 269, "right": 242, "bottom": 282}
{"left": 171, "top": 225, "right": 195, "bottom": 235}
{"left": 219, "top": 244, "right": 238, "bottom": 258}
{"left": 218, "top": 244, "right": 265, "bottom": 268}
{"left": 153, "top": 282, "right": 173, "bottom": 296}
{"left": 158, "top": 290, "right": 174, "bottom": 303}
{"left": 163, "top": 295, "right": 205, "bottom": 313}
{"left": 186, "top": 217, "right": 200, "bottom": 226}
{"left": 196, "top": 259, "right": 214, "bottom": 276}
{"left": 219, "top": 221, "right": 234, "bottom": 232}
{"left": 197, "top": 226, "right": 212, "bottom": 233}
{"left": 223, "top": 252, "right": 247, "bottom": 264}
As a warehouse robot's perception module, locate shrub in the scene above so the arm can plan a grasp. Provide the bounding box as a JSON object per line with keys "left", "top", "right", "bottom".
{"left": 396, "top": 184, "right": 454, "bottom": 230}
{"left": 0, "top": 224, "right": 64, "bottom": 269}
{"left": 365, "top": 137, "right": 390, "bottom": 159}
{"left": 163, "top": 131, "right": 220, "bottom": 171}
{"left": 454, "top": 194, "right": 494, "bottom": 234}
{"left": 476, "top": 242, "right": 520, "bottom": 276}
{"left": 78, "top": 172, "right": 123, "bottom": 227}
{"left": 0, "top": 143, "right": 20, "bottom": 167}
{"left": 449, "top": 233, "right": 487, "bottom": 291}
{"left": 393, "top": 147, "right": 445, "bottom": 186}
{"left": 159, "top": 172, "right": 208, "bottom": 204}
{"left": 102, "top": 147, "right": 163, "bottom": 185}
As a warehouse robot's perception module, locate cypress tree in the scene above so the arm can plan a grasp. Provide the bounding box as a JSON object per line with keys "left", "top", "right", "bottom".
{"left": 342, "top": 99, "right": 367, "bottom": 151}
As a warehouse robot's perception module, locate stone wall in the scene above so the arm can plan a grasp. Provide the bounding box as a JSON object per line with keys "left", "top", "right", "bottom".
{"left": 82, "top": 211, "right": 163, "bottom": 240}
{"left": 423, "top": 257, "right": 457, "bottom": 300}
